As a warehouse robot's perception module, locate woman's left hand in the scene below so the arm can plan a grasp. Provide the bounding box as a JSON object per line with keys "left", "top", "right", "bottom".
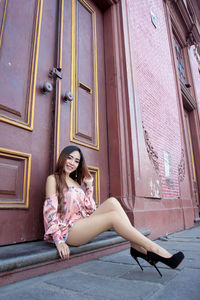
{"left": 83, "top": 175, "right": 93, "bottom": 187}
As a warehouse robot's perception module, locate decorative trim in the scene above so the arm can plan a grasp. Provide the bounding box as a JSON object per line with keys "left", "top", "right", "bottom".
{"left": 88, "top": 165, "right": 100, "bottom": 206}
{"left": 0, "top": 148, "right": 31, "bottom": 208}
{"left": 0, "top": 0, "right": 7, "bottom": 49}
{"left": 143, "top": 126, "right": 159, "bottom": 172}
{"left": 58, "top": 0, "right": 64, "bottom": 69}
{"left": 55, "top": 0, "right": 64, "bottom": 161}
{"left": 185, "top": 112, "right": 197, "bottom": 182}
{"left": 56, "top": 80, "right": 61, "bottom": 161}
{"left": 178, "top": 148, "right": 185, "bottom": 182}
{"left": 91, "top": 0, "right": 119, "bottom": 11}
{"left": 70, "top": 0, "right": 99, "bottom": 150}
{"left": 0, "top": 0, "right": 43, "bottom": 131}
{"left": 180, "top": 81, "right": 196, "bottom": 111}
{"left": 194, "top": 46, "right": 200, "bottom": 65}
{"left": 173, "top": 0, "right": 200, "bottom": 46}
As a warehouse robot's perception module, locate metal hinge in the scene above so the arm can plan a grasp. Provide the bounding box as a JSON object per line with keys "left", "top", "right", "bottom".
{"left": 49, "top": 67, "right": 62, "bottom": 79}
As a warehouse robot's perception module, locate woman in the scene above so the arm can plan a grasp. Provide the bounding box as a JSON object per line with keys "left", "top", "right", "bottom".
{"left": 43, "top": 145, "right": 184, "bottom": 277}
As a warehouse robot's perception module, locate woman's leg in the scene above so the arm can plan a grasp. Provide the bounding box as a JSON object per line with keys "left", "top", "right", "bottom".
{"left": 90, "top": 197, "right": 146, "bottom": 253}
{"left": 67, "top": 198, "right": 171, "bottom": 258}
{"left": 90, "top": 197, "right": 170, "bottom": 256}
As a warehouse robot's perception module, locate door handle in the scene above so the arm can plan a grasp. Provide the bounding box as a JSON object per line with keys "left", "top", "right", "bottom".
{"left": 63, "top": 91, "right": 73, "bottom": 103}
{"left": 42, "top": 81, "right": 53, "bottom": 94}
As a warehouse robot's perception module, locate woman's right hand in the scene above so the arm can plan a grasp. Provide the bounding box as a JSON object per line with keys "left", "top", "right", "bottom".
{"left": 83, "top": 174, "right": 93, "bottom": 187}
{"left": 57, "top": 242, "right": 70, "bottom": 260}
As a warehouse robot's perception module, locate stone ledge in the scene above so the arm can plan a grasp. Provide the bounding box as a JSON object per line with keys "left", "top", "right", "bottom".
{"left": 0, "top": 229, "right": 150, "bottom": 273}
{"left": 194, "top": 217, "right": 200, "bottom": 223}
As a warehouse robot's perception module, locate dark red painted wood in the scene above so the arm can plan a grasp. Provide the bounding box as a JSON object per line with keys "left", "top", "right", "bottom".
{"left": 0, "top": 0, "right": 58, "bottom": 245}
{"left": 58, "top": 0, "right": 109, "bottom": 204}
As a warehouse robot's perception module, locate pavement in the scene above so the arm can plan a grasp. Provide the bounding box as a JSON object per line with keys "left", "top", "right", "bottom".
{"left": 0, "top": 225, "right": 200, "bottom": 300}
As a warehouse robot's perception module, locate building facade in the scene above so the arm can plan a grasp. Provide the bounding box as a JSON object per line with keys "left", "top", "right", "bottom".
{"left": 0, "top": 0, "right": 200, "bottom": 253}
{"left": 127, "top": 0, "right": 200, "bottom": 238}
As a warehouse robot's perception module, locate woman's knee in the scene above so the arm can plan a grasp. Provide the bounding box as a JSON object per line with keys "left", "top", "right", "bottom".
{"left": 107, "top": 197, "right": 121, "bottom": 209}
{"left": 107, "top": 210, "right": 120, "bottom": 225}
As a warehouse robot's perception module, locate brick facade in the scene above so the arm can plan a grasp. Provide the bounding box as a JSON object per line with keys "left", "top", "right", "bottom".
{"left": 127, "top": 0, "right": 200, "bottom": 238}
{"left": 128, "top": 0, "right": 182, "bottom": 198}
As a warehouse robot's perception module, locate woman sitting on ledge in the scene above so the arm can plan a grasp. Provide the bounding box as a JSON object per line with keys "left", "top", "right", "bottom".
{"left": 43, "top": 145, "right": 184, "bottom": 277}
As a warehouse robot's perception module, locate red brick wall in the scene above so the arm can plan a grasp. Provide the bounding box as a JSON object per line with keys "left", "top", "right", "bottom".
{"left": 127, "top": 0, "right": 182, "bottom": 200}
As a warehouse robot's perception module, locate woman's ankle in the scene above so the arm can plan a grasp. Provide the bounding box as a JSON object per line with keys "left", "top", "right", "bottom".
{"left": 149, "top": 245, "right": 172, "bottom": 258}
{"left": 131, "top": 244, "right": 147, "bottom": 254}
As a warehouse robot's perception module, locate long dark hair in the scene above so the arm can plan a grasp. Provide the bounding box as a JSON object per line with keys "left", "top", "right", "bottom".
{"left": 54, "top": 145, "right": 90, "bottom": 214}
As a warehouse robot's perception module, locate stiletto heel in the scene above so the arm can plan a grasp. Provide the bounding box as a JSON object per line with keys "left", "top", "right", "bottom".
{"left": 130, "top": 248, "right": 150, "bottom": 271}
{"left": 147, "top": 251, "right": 184, "bottom": 269}
{"left": 150, "top": 261, "right": 162, "bottom": 277}
{"left": 134, "top": 256, "right": 144, "bottom": 271}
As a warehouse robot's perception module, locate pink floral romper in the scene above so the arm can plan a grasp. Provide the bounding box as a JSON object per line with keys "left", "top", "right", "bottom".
{"left": 43, "top": 186, "right": 96, "bottom": 247}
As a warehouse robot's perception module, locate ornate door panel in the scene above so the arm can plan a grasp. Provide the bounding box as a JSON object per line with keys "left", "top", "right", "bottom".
{"left": 57, "top": 0, "right": 109, "bottom": 205}
{"left": 0, "top": 0, "right": 57, "bottom": 245}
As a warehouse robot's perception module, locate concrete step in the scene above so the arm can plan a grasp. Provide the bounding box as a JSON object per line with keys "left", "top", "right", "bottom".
{"left": 0, "top": 229, "right": 150, "bottom": 274}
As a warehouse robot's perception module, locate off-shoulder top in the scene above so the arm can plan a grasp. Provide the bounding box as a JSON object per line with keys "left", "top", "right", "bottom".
{"left": 43, "top": 186, "right": 96, "bottom": 247}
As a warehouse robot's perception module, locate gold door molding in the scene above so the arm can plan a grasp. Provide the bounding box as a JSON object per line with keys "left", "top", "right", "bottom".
{"left": 88, "top": 165, "right": 100, "bottom": 206}
{"left": 0, "top": 148, "right": 31, "bottom": 209}
{"left": 185, "top": 113, "right": 199, "bottom": 204}
{"left": 0, "top": 0, "right": 43, "bottom": 131}
{"left": 70, "top": 0, "right": 99, "bottom": 150}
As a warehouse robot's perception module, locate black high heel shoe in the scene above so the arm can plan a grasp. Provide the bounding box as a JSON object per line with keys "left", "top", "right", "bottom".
{"left": 146, "top": 251, "right": 184, "bottom": 277}
{"left": 130, "top": 248, "right": 151, "bottom": 272}
{"left": 130, "top": 247, "right": 163, "bottom": 276}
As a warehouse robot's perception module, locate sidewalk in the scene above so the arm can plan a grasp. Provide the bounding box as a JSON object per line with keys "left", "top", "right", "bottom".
{"left": 0, "top": 225, "right": 200, "bottom": 300}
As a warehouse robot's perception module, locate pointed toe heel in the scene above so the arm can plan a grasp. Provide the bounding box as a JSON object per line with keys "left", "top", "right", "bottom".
{"left": 147, "top": 251, "right": 184, "bottom": 270}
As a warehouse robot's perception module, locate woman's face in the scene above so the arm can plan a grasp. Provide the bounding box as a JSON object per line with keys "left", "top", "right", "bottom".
{"left": 64, "top": 150, "right": 81, "bottom": 175}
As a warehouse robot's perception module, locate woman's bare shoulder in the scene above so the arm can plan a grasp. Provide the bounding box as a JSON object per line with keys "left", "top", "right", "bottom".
{"left": 46, "top": 174, "right": 56, "bottom": 196}
{"left": 46, "top": 174, "right": 56, "bottom": 183}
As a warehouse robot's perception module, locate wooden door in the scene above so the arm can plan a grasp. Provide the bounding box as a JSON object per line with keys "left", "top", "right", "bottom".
{"left": 0, "top": 0, "right": 58, "bottom": 245}
{"left": 184, "top": 110, "right": 199, "bottom": 205}
{"left": 0, "top": 0, "right": 109, "bottom": 246}
{"left": 54, "top": 0, "right": 109, "bottom": 205}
